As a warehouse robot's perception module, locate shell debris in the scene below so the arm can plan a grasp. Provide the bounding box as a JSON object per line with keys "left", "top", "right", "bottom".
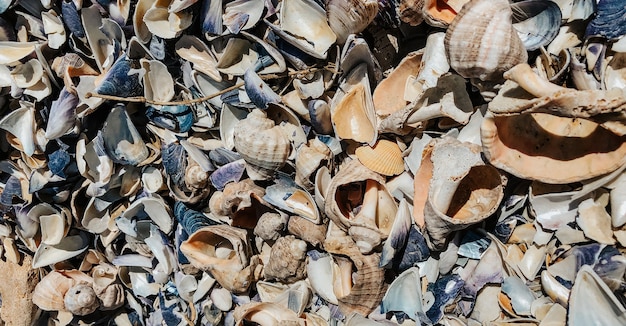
{"left": 1, "top": 0, "right": 626, "bottom": 325}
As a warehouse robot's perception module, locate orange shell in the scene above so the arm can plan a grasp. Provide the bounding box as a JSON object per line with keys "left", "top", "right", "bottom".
{"left": 481, "top": 113, "right": 626, "bottom": 184}
{"left": 355, "top": 139, "right": 405, "bottom": 176}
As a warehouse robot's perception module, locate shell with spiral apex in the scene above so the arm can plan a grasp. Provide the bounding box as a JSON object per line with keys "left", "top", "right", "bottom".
{"left": 233, "top": 109, "right": 291, "bottom": 180}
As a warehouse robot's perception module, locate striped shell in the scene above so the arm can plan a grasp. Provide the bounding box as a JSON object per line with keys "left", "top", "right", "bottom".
{"left": 355, "top": 139, "right": 405, "bottom": 176}
{"left": 233, "top": 109, "right": 291, "bottom": 180}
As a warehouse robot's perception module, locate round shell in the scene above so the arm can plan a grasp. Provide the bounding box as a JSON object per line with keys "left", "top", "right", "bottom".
{"left": 64, "top": 283, "right": 100, "bottom": 316}
{"left": 355, "top": 139, "right": 405, "bottom": 176}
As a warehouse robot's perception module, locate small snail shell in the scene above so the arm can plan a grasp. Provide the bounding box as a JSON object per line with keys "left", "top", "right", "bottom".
{"left": 64, "top": 283, "right": 100, "bottom": 316}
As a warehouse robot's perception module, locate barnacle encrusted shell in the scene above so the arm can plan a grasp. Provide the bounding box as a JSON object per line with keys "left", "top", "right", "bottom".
{"left": 263, "top": 235, "right": 308, "bottom": 283}
{"left": 444, "top": 0, "right": 528, "bottom": 81}
{"left": 233, "top": 109, "right": 291, "bottom": 180}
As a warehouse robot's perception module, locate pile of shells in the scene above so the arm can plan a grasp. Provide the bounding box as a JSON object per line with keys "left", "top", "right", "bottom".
{"left": 2, "top": 0, "right": 626, "bottom": 324}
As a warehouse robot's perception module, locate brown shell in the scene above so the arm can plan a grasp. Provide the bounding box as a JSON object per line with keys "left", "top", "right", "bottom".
{"left": 444, "top": 0, "right": 527, "bottom": 81}
{"left": 263, "top": 235, "right": 308, "bottom": 283}
{"left": 233, "top": 109, "right": 291, "bottom": 180}
{"left": 481, "top": 112, "right": 626, "bottom": 184}
{"left": 324, "top": 232, "right": 387, "bottom": 316}
{"left": 355, "top": 139, "right": 405, "bottom": 176}
{"left": 295, "top": 138, "right": 332, "bottom": 192}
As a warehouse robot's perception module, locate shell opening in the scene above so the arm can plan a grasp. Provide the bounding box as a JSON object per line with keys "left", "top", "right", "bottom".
{"left": 445, "top": 165, "right": 503, "bottom": 220}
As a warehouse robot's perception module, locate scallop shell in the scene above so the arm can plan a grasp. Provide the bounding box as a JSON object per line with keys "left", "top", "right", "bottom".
{"left": 32, "top": 270, "right": 75, "bottom": 312}
{"left": 233, "top": 109, "right": 291, "bottom": 180}
{"left": 444, "top": 0, "right": 528, "bottom": 81}
{"left": 355, "top": 139, "right": 405, "bottom": 176}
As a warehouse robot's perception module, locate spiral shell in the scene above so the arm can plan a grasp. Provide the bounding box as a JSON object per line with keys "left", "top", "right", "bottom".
{"left": 64, "top": 283, "right": 100, "bottom": 316}
{"left": 233, "top": 109, "right": 291, "bottom": 180}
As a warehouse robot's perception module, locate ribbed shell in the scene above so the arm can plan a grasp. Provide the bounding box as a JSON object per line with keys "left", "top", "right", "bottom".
{"left": 585, "top": 0, "right": 626, "bottom": 41}
{"left": 32, "top": 271, "right": 74, "bottom": 312}
{"left": 355, "top": 139, "right": 405, "bottom": 176}
{"left": 233, "top": 109, "right": 290, "bottom": 180}
{"left": 326, "top": 0, "right": 379, "bottom": 44}
{"left": 444, "top": 0, "right": 528, "bottom": 81}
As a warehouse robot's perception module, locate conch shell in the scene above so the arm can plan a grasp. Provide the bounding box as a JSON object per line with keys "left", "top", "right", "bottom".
{"left": 180, "top": 225, "right": 261, "bottom": 293}
{"left": 233, "top": 109, "right": 291, "bottom": 180}
{"left": 444, "top": 0, "right": 528, "bottom": 81}
{"left": 415, "top": 137, "right": 506, "bottom": 250}
{"left": 324, "top": 159, "right": 398, "bottom": 253}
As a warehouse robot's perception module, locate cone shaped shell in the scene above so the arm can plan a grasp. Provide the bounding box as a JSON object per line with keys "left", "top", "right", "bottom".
{"left": 355, "top": 139, "right": 405, "bottom": 176}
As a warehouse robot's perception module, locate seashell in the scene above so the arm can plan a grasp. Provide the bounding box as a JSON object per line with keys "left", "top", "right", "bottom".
{"left": 306, "top": 250, "right": 339, "bottom": 304}
{"left": 568, "top": 265, "right": 626, "bottom": 325}
{"left": 326, "top": 0, "right": 378, "bottom": 45}
{"left": 584, "top": 0, "right": 626, "bottom": 42}
{"left": 264, "top": 173, "right": 321, "bottom": 224}
{"left": 95, "top": 56, "right": 143, "bottom": 98}
{"left": 32, "top": 270, "right": 75, "bottom": 312}
{"left": 295, "top": 138, "right": 332, "bottom": 192}
{"left": 234, "top": 302, "right": 303, "bottom": 325}
{"left": 254, "top": 212, "right": 288, "bottom": 242}
{"left": 425, "top": 274, "right": 464, "bottom": 323}
{"left": 143, "top": 0, "right": 192, "bottom": 39}
{"left": 210, "top": 159, "right": 246, "bottom": 190}
{"left": 180, "top": 225, "right": 258, "bottom": 293}
{"left": 64, "top": 283, "right": 100, "bottom": 316}
{"left": 176, "top": 35, "right": 221, "bottom": 82}
{"left": 325, "top": 159, "right": 398, "bottom": 253}
{"left": 0, "top": 41, "right": 38, "bottom": 65}
{"left": 324, "top": 231, "right": 387, "bottom": 316}
{"left": 287, "top": 215, "right": 327, "bottom": 247}
{"left": 102, "top": 104, "right": 149, "bottom": 166}
{"left": 140, "top": 59, "right": 174, "bottom": 103}
{"left": 266, "top": 0, "right": 336, "bottom": 59}
{"left": 120, "top": 195, "right": 173, "bottom": 234}
{"left": 373, "top": 51, "right": 422, "bottom": 117}
{"left": 444, "top": 0, "right": 528, "bottom": 81}
{"left": 419, "top": 137, "right": 505, "bottom": 250}
{"left": 510, "top": 0, "right": 562, "bottom": 51}
{"left": 380, "top": 267, "right": 426, "bottom": 321}
{"left": 45, "top": 87, "right": 78, "bottom": 140}
{"left": 355, "top": 139, "right": 404, "bottom": 176}
{"left": 422, "top": 0, "right": 469, "bottom": 28}
{"left": 264, "top": 235, "right": 308, "bottom": 283}
{"left": 576, "top": 192, "right": 615, "bottom": 245}
{"left": 458, "top": 242, "right": 503, "bottom": 314}
{"left": 308, "top": 99, "right": 333, "bottom": 135}
{"left": 233, "top": 109, "right": 291, "bottom": 180}
{"left": 32, "top": 233, "right": 89, "bottom": 268}
{"left": 174, "top": 201, "right": 217, "bottom": 235}
{"left": 42, "top": 9, "right": 66, "bottom": 49}
{"left": 96, "top": 283, "right": 125, "bottom": 311}
{"left": 223, "top": 0, "right": 264, "bottom": 33}
{"left": 209, "top": 178, "right": 271, "bottom": 226}
{"left": 0, "top": 105, "right": 37, "bottom": 156}
{"left": 330, "top": 63, "right": 377, "bottom": 145}
{"left": 244, "top": 68, "right": 281, "bottom": 109}
{"left": 482, "top": 110, "right": 626, "bottom": 184}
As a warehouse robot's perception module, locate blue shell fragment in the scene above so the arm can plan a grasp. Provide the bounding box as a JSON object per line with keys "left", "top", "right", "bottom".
{"left": 174, "top": 201, "right": 217, "bottom": 235}
{"left": 146, "top": 105, "right": 195, "bottom": 133}
{"left": 585, "top": 0, "right": 626, "bottom": 40}
{"left": 426, "top": 274, "right": 464, "bottom": 324}
{"left": 48, "top": 149, "right": 70, "bottom": 178}
{"left": 95, "top": 57, "right": 143, "bottom": 97}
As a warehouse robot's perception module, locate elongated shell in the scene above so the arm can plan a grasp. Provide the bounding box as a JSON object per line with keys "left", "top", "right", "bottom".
{"left": 233, "top": 109, "right": 291, "bottom": 180}
{"left": 326, "top": 0, "right": 378, "bottom": 44}
{"left": 444, "top": 0, "right": 528, "bottom": 81}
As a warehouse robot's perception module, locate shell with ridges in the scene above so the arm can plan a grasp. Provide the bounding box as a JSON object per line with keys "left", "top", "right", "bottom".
{"left": 355, "top": 139, "right": 405, "bottom": 176}
{"left": 444, "top": 0, "right": 528, "bottom": 81}
{"left": 233, "top": 109, "right": 291, "bottom": 180}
